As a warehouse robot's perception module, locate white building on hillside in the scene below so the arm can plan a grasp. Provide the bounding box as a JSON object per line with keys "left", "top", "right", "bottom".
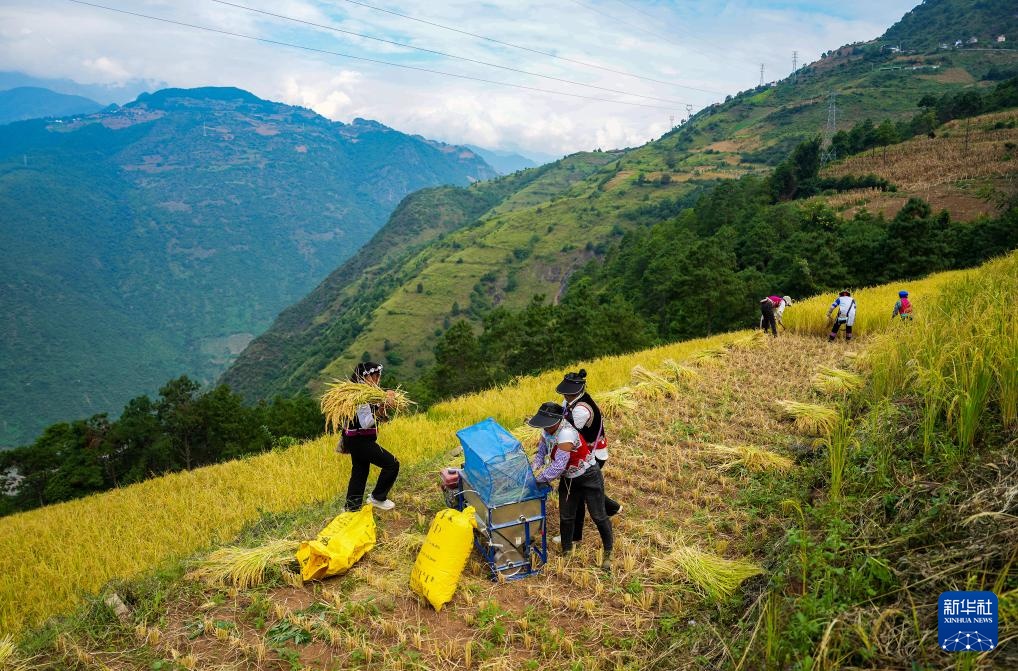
{"left": 997, "top": 35, "right": 1006, "bottom": 43}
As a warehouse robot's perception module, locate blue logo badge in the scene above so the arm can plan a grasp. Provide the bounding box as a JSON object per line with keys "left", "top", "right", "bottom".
{"left": 938, "top": 591, "right": 997, "bottom": 651}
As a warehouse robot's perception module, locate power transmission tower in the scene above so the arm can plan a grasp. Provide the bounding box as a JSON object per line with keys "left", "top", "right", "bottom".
{"left": 792, "top": 51, "right": 798, "bottom": 82}
{"left": 820, "top": 90, "right": 837, "bottom": 166}
{"left": 759, "top": 63, "right": 765, "bottom": 86}
{"left": 670, "top": 114, "right": 675, "bottom": 129}
{"left": 685, "top": 103, "right": 693, "bottom": 122}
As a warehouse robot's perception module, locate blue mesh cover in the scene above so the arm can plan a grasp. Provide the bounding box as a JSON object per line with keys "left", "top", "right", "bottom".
{"left": 458, "top": 418, "right": 542, "bottom": 507}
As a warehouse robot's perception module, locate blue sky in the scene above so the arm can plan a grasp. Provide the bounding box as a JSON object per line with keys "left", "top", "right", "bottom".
{"left": 0, "top": 0, "right": 920, "bottom": 156}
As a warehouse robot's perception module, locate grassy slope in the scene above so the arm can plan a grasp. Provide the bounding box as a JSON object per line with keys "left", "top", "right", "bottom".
{"left": 6, "top": 255, "right": 1016, "bottom": 669}
{"left": 225, "top": 41, "right": 1004, "bottom": 398}
{"left": 817, "top": 108, "right": 1018, "bottom": 221}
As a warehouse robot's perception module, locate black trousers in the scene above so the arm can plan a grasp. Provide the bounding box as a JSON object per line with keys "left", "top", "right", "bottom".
{"left": 343, "top": 438, "right": 399, "bottom": 509}
{"left": 559, "top": 466, "right": 613, "bottom": 556}
{"left": 829, "top": 320, "right": 853, "bottom": 340}
{"left": 573, "top": 459, "right": 620, "bottom": 542}
{"left": 760, "top": 302, "right": 777, "bottom": 336}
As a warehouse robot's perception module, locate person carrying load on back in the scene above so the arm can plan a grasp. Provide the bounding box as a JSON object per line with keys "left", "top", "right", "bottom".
{"left": 891, "top": 290, "right": 913, "bottom": 321}
{"left": 556, "top": 369, "right": 621, "bottom": 548}
{"left": 527, "top": 401, "right": 613, "bottom": 571}
{"left": 827, "top": 291, "right": 857, "bottom": 342}
{"left": 340, "top": 361, "right": 400, "bottom": 512}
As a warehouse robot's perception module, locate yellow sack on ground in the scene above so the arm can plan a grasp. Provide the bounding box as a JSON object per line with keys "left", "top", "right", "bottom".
{"left": 410, "top": 506, "right": 477, "bottom": 611}
{"left": 296, "top": 506, "right": 376, "bottom": 581}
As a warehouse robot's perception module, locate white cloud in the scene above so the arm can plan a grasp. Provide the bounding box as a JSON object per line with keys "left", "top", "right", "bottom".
{"left": 0, "top": 0, "right": 920, "bottom": 155}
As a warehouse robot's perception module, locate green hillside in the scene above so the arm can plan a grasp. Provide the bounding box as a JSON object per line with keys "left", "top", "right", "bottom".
{"left": 225, "top": 0, "right": 1017, "bottom": 402}
{"left": 0, "top": 87, "right": 495, "bottom": 446}
{"left": 882, "top": 0, "right": 1018, "bottom": 51}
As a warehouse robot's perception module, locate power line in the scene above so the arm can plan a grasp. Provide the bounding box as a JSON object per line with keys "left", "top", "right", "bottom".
{"left": 62, "top": 0, "right": 684, "bottom": 111}
{"left": 332, "top": 0, "right": 722, "bottom": 95}
{"left": 608, "top": 0, "right": 754, "bottom": 66}
{"left": 569, "top": 0, "right": 757, "bottom": 72}
{"left": 208, "top": 0, "right": 691, "bottom": 106}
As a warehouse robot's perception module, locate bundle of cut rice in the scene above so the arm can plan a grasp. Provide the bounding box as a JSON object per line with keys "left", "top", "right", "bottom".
{"left": 728, "top": 330, "right": 767, "bottom": 350}
{"left": 600, "top": 387, "right": 637, "bottom": 419}
{"left": 776, "top": 400, "right": 839, "bottom": 435}
{"left": 187, "top": 539, "right": 300, "bottom": 590}
{"left": 699, "top": 443, "right": 794, "bottom": 472}
{"left": 320, "top": 381, "right": 415, "bottom": 433}
{"left": 631, "top": 365, "right": 679, "bottom": 398}
{"left": 688, "top": 345, "right": 728, "bottom": 367}
{"left": 0, "top": 635, "right": 32, "bottom": 671}
{"left": 510, "top": 424, "right": 544, "bottom": 445}
{"left": 661, "top": 358, "right": 700, "bottom": 383}
{"left": 811, "top": 367, "right": 865, "bottom": 394}
{"left": 651, "top": 545, "right": 763, "bottom": 601}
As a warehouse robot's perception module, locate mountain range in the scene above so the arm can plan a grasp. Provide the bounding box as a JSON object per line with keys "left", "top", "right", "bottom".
{"left": 0, "top": 87, "right": 104, "bottom": 125}
{"left": 0, "top": 86, "right": 495, "bottom": 446}
{"left": 221, "top": 0, "right": 1018, "bottom": 403}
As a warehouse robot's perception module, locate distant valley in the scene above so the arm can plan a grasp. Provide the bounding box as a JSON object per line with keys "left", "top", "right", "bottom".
{"left": 0, "top": 86, "right": 495, "bottom": 446}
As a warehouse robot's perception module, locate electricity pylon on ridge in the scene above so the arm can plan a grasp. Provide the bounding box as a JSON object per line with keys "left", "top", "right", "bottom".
{"left": 820, "top": 90, "right": 837, "bottom": 166}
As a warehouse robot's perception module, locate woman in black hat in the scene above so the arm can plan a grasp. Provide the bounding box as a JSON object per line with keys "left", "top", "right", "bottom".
{"left": 340, "top": 361, "right": 400, "bottom": 511}
{"left": 557, "top": 370, "right": 621, "bottom": 547}
{"left": 528, "top": 401, "right": 613, "bottom": 571}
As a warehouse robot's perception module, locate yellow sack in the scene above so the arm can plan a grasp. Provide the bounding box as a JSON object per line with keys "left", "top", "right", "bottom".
{"left": 410, "top": 506, "right": 477, "bottom": 611}
{"left": 296, "top": 506, "right": 376, "bottom": 581}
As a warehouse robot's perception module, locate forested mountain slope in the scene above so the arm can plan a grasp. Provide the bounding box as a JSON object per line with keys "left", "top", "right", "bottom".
{"left": 225, "top": 0, "right": 1017, "bottom": 402}
{"left": 0, "top": 87, "right": 494, "bottom": 446}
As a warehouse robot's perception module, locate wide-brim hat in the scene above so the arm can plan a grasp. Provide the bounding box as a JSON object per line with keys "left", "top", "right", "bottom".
{"left": 556, "top": 369, "right": 587, "bottom": 395}
{"left": 526, "top": 401, "right": 564, "bottom": 429}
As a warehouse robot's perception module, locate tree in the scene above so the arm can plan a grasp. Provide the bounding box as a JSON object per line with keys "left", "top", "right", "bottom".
{"left": 156, "top": 376, "right": 202, "bottom": 469}
{"left": 429, "top": 320, "right": 490, "bottom": 398}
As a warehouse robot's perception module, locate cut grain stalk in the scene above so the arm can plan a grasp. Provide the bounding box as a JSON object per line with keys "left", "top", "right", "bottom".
{"left": 509, "top": 424, "right": 543, "bottom": 446}
{"left": 631, "top": 365, "right": 680, "bottom": 398}
{"left": 699, "top": 443, "right": 794, "bottom": 472}
{"left": 728, "top": 330, "right": 767, "bottom": 350}
{"left": 320, "top": 381, "right": 415, "bottom": 433}
{"left": 0, "top": 635, "right": 32, "bottom": 671}
{"left": 811, "top": 367, "right": 865, "bottom": 394}
{"left": 600, "top": 386, "right": 637, "bottom": 419}
{"left": 776, "top": 400, "right": 839, "bottom": 436}
{"left": 651, "top": 545, "right": 763, "bottom": 601}
{"left": 661, "top": 358, "right": 700, "bottom": 383}
{"left": 186, "top": 539, "right": 299, "bottom": 590}
{"left": 688, "top": 344, "right": 728, "bottom": 367}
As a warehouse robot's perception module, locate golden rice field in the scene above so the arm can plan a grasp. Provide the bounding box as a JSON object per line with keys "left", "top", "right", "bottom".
{"left": 782, "top": 266, "right": 969, "bottom": 337}
{"left": 0, "top": 331, "right": 748, "bottom": 634}
{"left": 2, "top": 252, "right": 1012, "bottom": 637}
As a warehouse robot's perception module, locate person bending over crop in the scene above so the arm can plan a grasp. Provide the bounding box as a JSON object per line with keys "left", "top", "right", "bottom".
{"left": 557, "top": 369, "right": 620, "bottom": 547}
{"left": 528, "top": 401, "right": 613, "bottom": 571}
{"left": 827, "top": 290, "right": 856, "bottom": 342}
{"left": 340, "top": 361, "right": 399, "bottom": 511}
{"left": 891, "top": 290, "right": 913, "bottom": 321}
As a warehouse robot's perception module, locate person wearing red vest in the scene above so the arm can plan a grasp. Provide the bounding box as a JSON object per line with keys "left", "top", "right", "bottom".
{"left": 892, "top": 290, "right": 913, "bottom": 321}
{"left": 528, "top": 401, "right": 614, "bottom": 571}
{"left": 557, "top": 370, "right": 621, "bottom": 547}
{"left": 339, "top": 361, "right": 400, "bottom": 511}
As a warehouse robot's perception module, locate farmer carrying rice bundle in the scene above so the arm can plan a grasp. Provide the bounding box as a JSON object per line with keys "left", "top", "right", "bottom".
{"left": 335, "top": 361, "right": 401, "bottom": 511}
{"left": 528, "top": 401, "right": 614, "bottom": 571}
